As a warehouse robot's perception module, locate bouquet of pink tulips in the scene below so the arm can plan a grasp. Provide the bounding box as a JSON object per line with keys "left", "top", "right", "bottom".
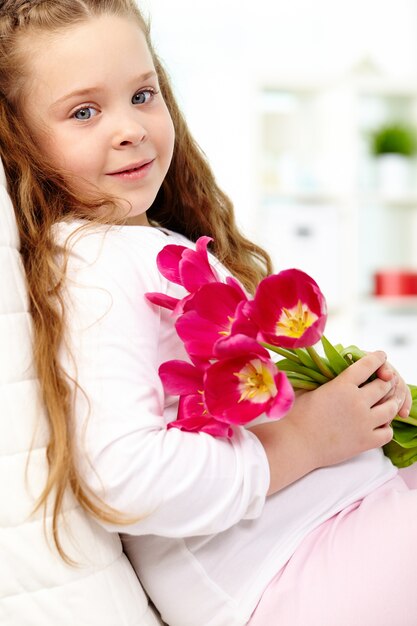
{"left": 146, "top": 237, "right": 417, "bottom": 467}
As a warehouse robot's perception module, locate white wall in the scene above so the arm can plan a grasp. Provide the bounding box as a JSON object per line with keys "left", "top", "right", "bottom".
{"left": 139, "top": 0, "right": 417, "bottom": 237}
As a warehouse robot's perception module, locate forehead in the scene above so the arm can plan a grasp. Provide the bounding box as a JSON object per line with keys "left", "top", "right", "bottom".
{"left": 21, "top": 14, "right": 154, "bottom": 101}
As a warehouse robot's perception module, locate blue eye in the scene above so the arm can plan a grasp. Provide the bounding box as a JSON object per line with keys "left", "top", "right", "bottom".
{"left": 132, "top": 89, "right": 155, "bottom": 105}
{"left": 73, "top": 106, "right": 98, "bottom": 121}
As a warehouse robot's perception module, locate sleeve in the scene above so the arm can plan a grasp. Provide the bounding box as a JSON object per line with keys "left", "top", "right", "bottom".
{"left": 59, "top": 226, "right": 270, "bottom": 538}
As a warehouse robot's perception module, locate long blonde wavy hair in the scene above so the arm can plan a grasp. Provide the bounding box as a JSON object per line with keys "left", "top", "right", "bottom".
{"left": 0, "top": 0, "right": 272, "bottom": 560}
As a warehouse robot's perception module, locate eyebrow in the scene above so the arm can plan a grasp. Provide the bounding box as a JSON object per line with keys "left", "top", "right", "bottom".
{"left": 52, "top": 70, "right": 158, "bottom": 107}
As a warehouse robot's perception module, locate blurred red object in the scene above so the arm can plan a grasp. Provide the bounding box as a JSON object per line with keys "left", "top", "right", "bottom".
{"left": 374, "top": 270, "right": 417, "bottom": 296}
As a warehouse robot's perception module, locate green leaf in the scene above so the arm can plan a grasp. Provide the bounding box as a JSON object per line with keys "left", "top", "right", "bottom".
{"left": 392, "top": 419, "right": 417, "bottom": 447}
{"left": 294, "top": 348, "right": 316, "bottom": 369}
{"left": 321, "top": 336, "right": 350, "bottom": 375}
{"left": 383, "top": 438, "right": 417, "bottom": 468}
{"left": 384, "top": 403, "right": 417, "bottom": 468}
{"left": 276, "top": 358, "right": 329, "bottom": 384}
{"left": 338, "top": 344, "right": 366, "bottom": 362}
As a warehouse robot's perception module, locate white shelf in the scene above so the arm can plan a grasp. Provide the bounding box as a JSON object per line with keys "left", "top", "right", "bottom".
{"left": 255, "top": 76, "right": 417, "bottom": 371}
{"left": 361, "top": 296, "right": 417, "bottom": 310}
{"left": 261, "top": 192, "right": 417, "bottom": 210}
{"left": 261, "top": 192, "right": 345, "bottom": 205}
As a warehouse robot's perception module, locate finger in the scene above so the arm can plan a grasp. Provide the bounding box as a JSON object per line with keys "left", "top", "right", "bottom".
{"left": 395, "top": 380, "right": 412, "bottom": 417}
{"left": 373, "top": 375, "right": 406, "bottom": 406}
{"left": 371, "top": 396, "right": 401, "bottom": 428}
{"left": 341, "top": 351, "right": 387, "bottom": 387}
{"left": 361, "top": 376, "right": 396, "bottom": 407}
{"left": 395, "top": 387, "right": 412, "bottom": 417}
{"left": 371, "top": 386, "right": 395, "bottom": 407}
{"left": 398, "top": 391, "right": 412, "bottom": 417}
{"left": 398, "top": 403, "right": 411, "bottom": 418}
{"left": 376, "top": 362, "right": 396, "bottom": 382}
{"left": 372, "top": 422, "right": 394, "bottom": 448}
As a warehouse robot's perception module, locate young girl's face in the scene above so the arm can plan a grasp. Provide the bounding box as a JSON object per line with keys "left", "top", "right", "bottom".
{"left": 20, "top": 14, "right": 175, "bottom": 225}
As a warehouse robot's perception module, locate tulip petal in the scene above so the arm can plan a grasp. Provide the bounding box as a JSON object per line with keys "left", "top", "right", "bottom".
{"left": 175, "top": 282, "right": 250, "bottom": 360}
{"left": 171, "top": 394, "right": 232, "bottom": 437}
{"left": 213, "top": 334, "right": 270, "bottom": 361}
{"left": 176, "top": 310, "right": 223, "bottom": 360}
{"left": 146, "top": 292, "right": 179, "bottom": 311}
{"left": 266, "top": 371, "right": 295, "bottom": 418}
{"left": 156, "top": 245, "right": 186, "bottom": 284}
{"left": 230, "top": 300, "right": 259, "bottom": 338}
{"left": 178, "top": 394, "right": 207, "bottom": 420}
{"left": 156, "top": 237, "right": 220, "bottom": 294}
{"left": 195, "top": 235, "right": 214, "bottom": 255}
{"left": 168, "top": 412, "right": 232, "bottom": 438}
{"left": 159, "top": 360, "right": 203, "bottom": 395}
{"left": 225, "top": 276, "right": 248, "bottom": 298}
{"left": 179, "top": 247, "right": 219, "bottom": 292}
{"left": 189, "top": 282, "right": 246, "bottom": 326}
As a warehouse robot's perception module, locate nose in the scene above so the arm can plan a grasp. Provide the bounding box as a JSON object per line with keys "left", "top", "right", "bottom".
{"left": 112, "top": 114, "right": 147, "bottom": 149}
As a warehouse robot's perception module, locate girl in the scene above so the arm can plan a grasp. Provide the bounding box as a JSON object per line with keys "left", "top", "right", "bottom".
{"left": 0, "top": 1, "right": 413, "bottom": 625}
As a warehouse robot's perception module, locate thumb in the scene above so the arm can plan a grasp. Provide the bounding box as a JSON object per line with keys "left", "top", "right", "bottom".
{"left": 340, "top": 350, "right": 387, "bottom": 387}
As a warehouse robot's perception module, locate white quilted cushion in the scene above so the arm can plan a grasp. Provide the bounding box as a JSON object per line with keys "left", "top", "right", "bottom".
{"left": 0, "top": 164, "right": 164, "bottom": 625}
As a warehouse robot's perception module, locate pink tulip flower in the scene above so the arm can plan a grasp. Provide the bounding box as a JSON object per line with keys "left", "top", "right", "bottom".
{"left": 175, "top": 278, "right": 256, "bottom": 362}
{"left": 156, "top": 236, "right": 219, "bottom": 292}
{"left": 246, "top": 269, "right": 327, "bottom": 348}
{"left": 159, "top": 360, "right": 232, "bottom": 437}
{"left": 170, "top": 397, "right": 233, "bottom": 437}
{"left": 204, "top": 335, "right": 294, "bottom": 424}
{"left": 146, "top": 236, "right": 221, "bottom": 314}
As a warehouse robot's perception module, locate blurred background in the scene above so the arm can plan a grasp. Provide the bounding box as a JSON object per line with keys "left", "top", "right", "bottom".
{"left": 140, "top": 0, "right": 417, "bottom": 380}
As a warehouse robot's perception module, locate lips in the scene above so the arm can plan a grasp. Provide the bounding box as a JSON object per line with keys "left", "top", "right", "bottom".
{"left": 107, "top": 159, "right": 154, "bottom": 175}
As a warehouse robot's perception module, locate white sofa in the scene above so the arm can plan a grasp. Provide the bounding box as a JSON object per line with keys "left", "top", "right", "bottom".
{"left": 0, "top": 160, "right": 165, "bottom": 626}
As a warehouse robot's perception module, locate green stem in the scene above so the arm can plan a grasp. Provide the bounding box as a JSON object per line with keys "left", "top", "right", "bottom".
{"left": 287, "top": 378, "right": 319, "bottom": 390}
{"left": 261, "top": 343, "right": 301, "bottom": 364}
{"left": 294, "top": 348, "right": 316, "bottom": 368}
{"left": 306, "top": 346, "right": 334, "bottom": 379}
{"left": 284, "top": 371, "right": 319, "bottom": 382}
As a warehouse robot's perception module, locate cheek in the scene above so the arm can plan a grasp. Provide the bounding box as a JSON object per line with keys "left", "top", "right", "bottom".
{"left": 33, "top": 131, "right": 98, "bottom": 197}
{"left": 156, "top": 106, "right": 175, "bottom": 159}
{"left": 162, "top": 117, "right": 176, "bottom": 165}
{"left": 22, "top": 112, "right": 86, "bottom": 176}
{"left": 42, "top": 134, "right": 92, "bottom": 178}
{"left": 28, "top": 125, "right": 70, "bottom": 171}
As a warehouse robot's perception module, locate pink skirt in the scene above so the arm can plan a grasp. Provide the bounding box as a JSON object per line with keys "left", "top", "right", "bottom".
{"left": 248, "top": 466, "right": 417, "bottom": 626}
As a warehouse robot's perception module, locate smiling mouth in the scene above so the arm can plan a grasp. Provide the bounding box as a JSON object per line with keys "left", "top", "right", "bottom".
{"left": 108, "top": 160, "right": 154, "bottom": 176}
{"left": 119, "top": 164, "right": 144, "bottom": 174}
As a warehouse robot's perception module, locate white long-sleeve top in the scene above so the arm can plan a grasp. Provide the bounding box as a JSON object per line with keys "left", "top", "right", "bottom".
{"left": 57, "top": 221, "right": 396, "bottom": 626}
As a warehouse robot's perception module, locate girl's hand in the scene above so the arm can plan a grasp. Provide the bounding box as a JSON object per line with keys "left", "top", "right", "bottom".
{"left": 286, "top": 350, "right": 401, "bottom": 469}
{"left": 375, "top": 359, "right": 412, "bottom": 418}
{"left": 250, "top": 351, "right": 402, "bottom": 496}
